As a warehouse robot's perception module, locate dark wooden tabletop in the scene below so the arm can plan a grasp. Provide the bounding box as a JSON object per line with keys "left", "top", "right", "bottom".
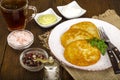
{"left": 0, "top": 0, "right": 120, "bottom": 80}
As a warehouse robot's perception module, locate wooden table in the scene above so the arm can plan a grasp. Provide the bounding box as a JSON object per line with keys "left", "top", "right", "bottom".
{"left": 0, "top": 0, "right": 120, "bottom": 80}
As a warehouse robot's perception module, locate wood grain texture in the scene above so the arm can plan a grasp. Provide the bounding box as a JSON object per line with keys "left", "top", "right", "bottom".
{"left": 0, "top": 0, "right": 120, "bottom": 80}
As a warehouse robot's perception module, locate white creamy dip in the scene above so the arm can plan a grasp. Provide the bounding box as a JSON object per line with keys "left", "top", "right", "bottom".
{"left": 61, "top": 6, "right": 81, "bottom": 18}
{"left": 7, "top": 30, "right": 34, "bottom": 50}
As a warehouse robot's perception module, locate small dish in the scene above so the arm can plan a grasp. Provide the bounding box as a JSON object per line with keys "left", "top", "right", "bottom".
{"left": 34, "top": 8, "right": 62, "bottom": 28}
{"left": 7, "top": 30, "right": 34, "bottom": 50}
{"left": 20, "top": 48, "right": 48, "bottom": 72}
{"left": 57, "top": 1, "right": 86, "bottom": 19}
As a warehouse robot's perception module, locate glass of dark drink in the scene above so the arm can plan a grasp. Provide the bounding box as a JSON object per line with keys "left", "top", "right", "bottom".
{"left": 0, "top": 0, "right": 37, "bottom": 31}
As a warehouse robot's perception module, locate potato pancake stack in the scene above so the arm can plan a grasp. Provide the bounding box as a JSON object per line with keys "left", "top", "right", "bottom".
{"left": 61, "top": 21, "right": 101, "bottom": 66}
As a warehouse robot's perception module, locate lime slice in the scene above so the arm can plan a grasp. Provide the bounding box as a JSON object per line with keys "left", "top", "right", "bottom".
{"left": 37, "top": 14, "right": 57, "bottom": 25}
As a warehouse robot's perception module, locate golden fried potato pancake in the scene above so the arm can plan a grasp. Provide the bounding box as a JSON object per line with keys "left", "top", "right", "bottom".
{"left": 64, "top": 40, "right": 101, "bottom": 66}
{"left": 70, "top": 21, "right": 100, "bottom": 38}
{"left": 61, "top": 29, "right": 93, "bottom": 47}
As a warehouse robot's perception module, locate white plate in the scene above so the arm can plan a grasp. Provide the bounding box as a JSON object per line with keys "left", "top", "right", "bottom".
{"left": 48, "top": 18, "right": 120, "bottom": 71}
{"left": 34, "top": 8, "right": 62, "bottom": 28}
{"left": 57, "top": 1, "right": 86, "bottom": 19}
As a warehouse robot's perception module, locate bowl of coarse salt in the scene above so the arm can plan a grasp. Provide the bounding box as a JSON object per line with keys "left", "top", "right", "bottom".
{"left": 7, "top": 30, "right": 34, "bottom": 50}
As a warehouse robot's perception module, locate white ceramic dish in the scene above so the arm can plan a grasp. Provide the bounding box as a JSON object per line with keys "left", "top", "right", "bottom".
{"left": 34, "top": 8, "right": 62, "bottom": 28}
{"left": 57, "top": 1, "right": 86, "bottom": 19}
{"left": 48, "top": 18, "right": 120, "bottom": 71}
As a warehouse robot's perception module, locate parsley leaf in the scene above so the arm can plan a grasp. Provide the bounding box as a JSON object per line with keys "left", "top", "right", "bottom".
{"left": 87, "top": 38, "right": 108, "bottom": 55}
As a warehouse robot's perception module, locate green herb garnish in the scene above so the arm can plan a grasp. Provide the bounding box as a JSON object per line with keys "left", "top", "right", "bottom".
{"left": 87, "top": 38, "right": 107, "bottom": 55}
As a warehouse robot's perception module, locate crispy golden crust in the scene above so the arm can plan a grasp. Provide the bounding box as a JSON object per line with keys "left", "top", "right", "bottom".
{"left": 70, "top": 21, "right": 100, "bottom": 39}
{"left": 61, "top": 29, "right": 93, "bottom": 47}
{"left": 61, "top": 21, "right": 101, "bottom": 66}
{"left": 64, "top": 40, "right": 101, "bottom": 66}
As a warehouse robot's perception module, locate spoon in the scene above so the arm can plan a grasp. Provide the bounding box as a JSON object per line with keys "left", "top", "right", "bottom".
{"left": 33, "top": 56, "right": 54, "bottom": 64}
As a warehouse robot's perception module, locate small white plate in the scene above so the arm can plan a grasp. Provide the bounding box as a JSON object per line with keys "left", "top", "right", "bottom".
{"left": 57, "top": 1, "right": 86, "bottom": 19}
{"left": 34, "top": 8, "right": 62, "bottom": 28}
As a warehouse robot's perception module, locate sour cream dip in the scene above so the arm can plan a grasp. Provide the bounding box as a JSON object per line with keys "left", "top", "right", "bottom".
{"left": 61, "top": 6, "right": 82, "bottom": 19}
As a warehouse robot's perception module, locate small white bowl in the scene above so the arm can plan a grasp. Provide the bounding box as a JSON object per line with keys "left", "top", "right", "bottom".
{"left": 7, "top": 30, "right": 34, "bottom": 50}
{"left": 34, "top": 8, "right": 62, "bottom": 28}
{"left": 57, "top": 1, "right": 86, "bottom": 19}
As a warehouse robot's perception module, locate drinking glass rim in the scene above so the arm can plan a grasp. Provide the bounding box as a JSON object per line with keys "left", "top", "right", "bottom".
{"left": 0, "top": 0, "right": 28, "bottom": 12}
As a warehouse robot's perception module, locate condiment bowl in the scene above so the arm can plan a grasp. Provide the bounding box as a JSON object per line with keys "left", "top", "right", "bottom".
{"left": 20, "top": 48, "right": 48, "bottom": 72}
{"left": 7, "top": 30, "right": 34, "bottom": 50}
{"left": 34, "top": 8, "right": 62, "bottom": 28}
{"left": 57, "top": 1, "right": 86, "bottom": 19}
